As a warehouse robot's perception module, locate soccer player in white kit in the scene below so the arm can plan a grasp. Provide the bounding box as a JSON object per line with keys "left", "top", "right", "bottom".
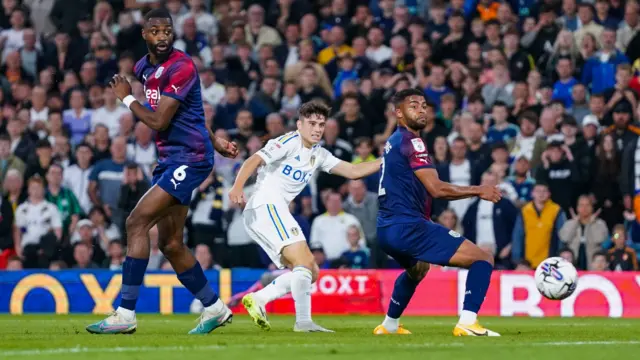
{"left": 229, "top": 101, "right": 381, "bottom": 332}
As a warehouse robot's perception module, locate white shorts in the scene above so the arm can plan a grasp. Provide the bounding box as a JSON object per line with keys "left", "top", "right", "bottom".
{"left": 243, "top": 204, "right": 307, "bottom": 268}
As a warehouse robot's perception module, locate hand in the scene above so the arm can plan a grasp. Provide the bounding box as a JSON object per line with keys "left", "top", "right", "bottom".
{"left": 590, "top": 208, "right": 602, "bottom": 223}
{"left": 14, "top": 245, "right": 22, "bottom": 259}
{"left": 109, "top": 75, "right": 132, "bottom": 101}
{"left": 624, "top": 210, "right": 636, "bottom": 221}
{"left": 228, "top": 185, "right": 247, "bottom": 205}
{"left": 499, "top": 245, "right": 511, "bottom": 259}
{"left": 569, "top": 207, "right": 578, "bottom": 220}
{"left": 215, "top": 137, "right": 239, "bottom": 158}
{"left": 562, "top": 145, "right": 574, "bottom": 161}
{"left": 103, "top": 204, "right": 112, "bottom": 218}
{"left": 478, "top": 185, "right": 502, "bottom": 203}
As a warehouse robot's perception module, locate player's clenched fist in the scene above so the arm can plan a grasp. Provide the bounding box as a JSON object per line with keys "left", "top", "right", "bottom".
{"left": 109, "top": 74, "right": 132, "bottom": 101}
{"left": 228, "top": 185, "right": 247, "bottom": 205}
{"left": 214, "top": 137, "right": 239, "bottom": 158}
{"left": 478, "top": 185, "right": 502, "bottom": 203}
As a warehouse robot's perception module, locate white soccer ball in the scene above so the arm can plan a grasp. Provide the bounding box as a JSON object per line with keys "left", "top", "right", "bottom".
{"left": 534, "top": 257, "right": 579, "bottom": 300}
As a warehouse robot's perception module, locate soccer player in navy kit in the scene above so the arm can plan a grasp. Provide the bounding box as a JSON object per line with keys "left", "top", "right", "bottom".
{"left": 373, "top": 89, "right": 502, "bottom": 337}
{"left": 86, "top": 9, "right": 238, "bottom": 335}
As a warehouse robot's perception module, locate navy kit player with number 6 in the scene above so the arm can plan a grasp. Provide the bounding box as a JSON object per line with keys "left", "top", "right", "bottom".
{"left": 373, "top": 89, "right": 502, "bottom": 337}
{"left": 86, "top": 8, "right": 238, "bottom": 335}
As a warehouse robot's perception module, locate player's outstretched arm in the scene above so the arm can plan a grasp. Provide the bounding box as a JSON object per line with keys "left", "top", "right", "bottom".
{"left": 330, "top": 158, "right": 382, "bottom": 180}
{"left": 110, "top": 75, "right": 178, "bottom": 131}
{"left": 415, "top": 168, "right": 502, "bottom": 202}
{"left": 206, "top": 126, "right": 238, "bottom": 158}
{"left": 229, "top": 153, "right": 265, "bottom": 204}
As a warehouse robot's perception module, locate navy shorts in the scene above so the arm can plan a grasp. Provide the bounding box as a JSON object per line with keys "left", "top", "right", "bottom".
{"left": 377, "top": 220, "right": 465, "bottom": 268}
{"left": 152, "top": 160, "right": 213, "bottom": 205}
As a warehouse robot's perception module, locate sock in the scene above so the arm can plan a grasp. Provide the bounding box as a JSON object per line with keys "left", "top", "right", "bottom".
{"left": 177, "top": 262, "right": 219, "bottom": 308}
{"left": 385, "top": 271, "right": 420, "bottom": 331}
{"left": 254, "top": 271, "right": 294, "bottom": 304}
{"left": 204, "top": 298, "right": 226, "bottom": 313}
{"left": 381, "top": 315, "right": 399, "bottom": 332}
{"left": 290, "top": 266, "right": 313, "bottom": 323}
{"left": 460, "top": 260, "right": 493, "bottom": 325}
{"left": 119, "top": 256, "right": 149, "bottom": 311}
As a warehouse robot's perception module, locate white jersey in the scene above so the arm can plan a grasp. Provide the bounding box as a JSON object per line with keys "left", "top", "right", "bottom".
{"left": 246, "top": 131, "right": 341, "bottom": 209}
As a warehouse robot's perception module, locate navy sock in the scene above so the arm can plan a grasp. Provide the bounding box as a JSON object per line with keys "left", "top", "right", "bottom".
{"left": 387, "top": 272, "right": 420, "bottom": 319}
{"left": 119, "top": 256, "right": 149, "bottom": 311}
{"left": 463, "top": 260, "right": 493, "bottom": 313}
{"left": 177, "top": 262, "right": 219, "bottom": 307}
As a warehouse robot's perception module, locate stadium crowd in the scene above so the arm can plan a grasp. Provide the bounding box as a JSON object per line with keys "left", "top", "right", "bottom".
{"left": 1, "top": 0, "right": 640, "bottom": 273}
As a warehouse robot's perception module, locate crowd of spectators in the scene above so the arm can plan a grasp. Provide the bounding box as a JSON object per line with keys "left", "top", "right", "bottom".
{"left": 1, "top": 0, "right": 640, "bottom": 273}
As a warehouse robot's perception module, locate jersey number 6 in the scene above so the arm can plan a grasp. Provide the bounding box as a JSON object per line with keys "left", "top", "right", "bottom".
{"left": 173, "top": 165, "right": 189, "bottom": 181}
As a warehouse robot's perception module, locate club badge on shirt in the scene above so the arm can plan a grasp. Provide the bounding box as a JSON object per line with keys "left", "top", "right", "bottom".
{"left": 411, "top": 138, "right": 425, "bottom": 152}
{"left": 155, "top": 66, "right": 164, "bottom": 78}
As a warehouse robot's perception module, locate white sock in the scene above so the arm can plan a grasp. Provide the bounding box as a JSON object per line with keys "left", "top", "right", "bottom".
{"left": 290, "top": 266, "right": 313, "bottom": 323}
{"left": 459, "top": 310, "right": 477, "bottom": 325}
{"left": 381, "top": 315, "right": 399, "bottom": 332}
{"left": 116, "top": 307, "right": 135, "bottom": 321}
{"left": 204, "top": 298, "right": 226, "bottom": 314}
{"left": 254, "top": 271, "right": 294, "bottom": 304}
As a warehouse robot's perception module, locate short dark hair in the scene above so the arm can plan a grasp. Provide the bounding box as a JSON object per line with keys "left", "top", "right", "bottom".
{"left": 299, "top": 101, "right": 331, "bottom": 120}
{"left": 391, "top": 88, "right": 425, "bottom": 108}
{"left": 144, "top": 8, "right": 172, "bottom": 23}
{"left": 36, "top": 139, "right": 52, "bottom": 149}
{"left": 492, "top": 101, "right": 508, "bottom": 110}
{"left": 342, "top": 92, "right": 359, "bottom": 103}
{"left": 592, "top": 250, "right": 607, "bottom": 260}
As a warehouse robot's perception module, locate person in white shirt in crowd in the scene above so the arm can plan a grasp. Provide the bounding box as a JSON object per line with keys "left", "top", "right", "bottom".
{"left": 310, "top": 191, "right": 364, "bottom": 261}
{"left": 14, "top": 175, "right": 62, "bottom": 268}
{"left": 63, "top": 143, "right": 94, "bottom": 214}
{"left": 19, "top": 28, "right": 42, "bottom": 79}
{"left": 366, "top": 27, "right": 392, "bottom": 65}
{"left": 29, "top": 86, "right": 49, "bottom": 132}
{"left": 199, "top": 67, "right": 225, "bottom": 106}
{"left": 91, "top": 86, "right": 130, "bottom": 138}
{"left": 126, "top": 122, "right": 156, "bottom": 178}
{"left": 0, "top": 8, "right": 27, "bottom": 61}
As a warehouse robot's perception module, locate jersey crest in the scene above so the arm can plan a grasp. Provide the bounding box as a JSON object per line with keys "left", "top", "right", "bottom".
{"left": 310, "top": 155, "right": 316, "bottom": 167}
{"left": 411, "top": 138, "right": 425, "bottom": 152}
{"left": 155, "top": 66, "right": 165, "bottom": 78}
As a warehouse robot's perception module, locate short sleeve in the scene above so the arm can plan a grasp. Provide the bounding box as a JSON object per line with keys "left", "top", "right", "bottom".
{"left": 319, "top": 148, "right": 342, "bottom": 173}
{"left": 89, "top": 162, "right": 101, "bottom": 181}
{"left": 257, "top": 138, "right": 293, "bottom": 165}
{"left": 161, "top": 60, "right": 198, "bottom": 101}
{"left": 400, "top": 136, "right": 433, "bottom": 170}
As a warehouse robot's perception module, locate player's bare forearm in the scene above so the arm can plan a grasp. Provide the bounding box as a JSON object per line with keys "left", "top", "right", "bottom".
{"left": 415, "top": 167, "right": 479, "bottom": 200}
{"left": 331, "top": 158, "right": 382, "bottom": 179}
{"left": 129, "top": 101, "right": 173, "bottom": 131}
{"left": 430, "top": 182, "right": 481, "bottom": 200}
{"left": 232, "top": 153, "right": 264, "bottom": 189}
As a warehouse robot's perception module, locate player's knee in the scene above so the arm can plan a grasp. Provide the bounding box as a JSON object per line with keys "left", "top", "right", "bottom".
{"left": 125, "top": 212, "right": 147, "bottom": 234}
{"left": 407, "top": 263, "right": 429, "bottom": 282}
{"left": 159, "top": 240, "right": 185, "bottom": 258}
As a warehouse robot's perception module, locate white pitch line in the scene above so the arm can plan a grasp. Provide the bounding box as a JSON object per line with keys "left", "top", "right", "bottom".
{"left": 2, "top": 341, "right": 639, "bottom": 357}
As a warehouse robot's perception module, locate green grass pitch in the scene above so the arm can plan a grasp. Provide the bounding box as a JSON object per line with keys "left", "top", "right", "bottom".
{"left": 1, "top": 315, "right": 640, "bottom": 360}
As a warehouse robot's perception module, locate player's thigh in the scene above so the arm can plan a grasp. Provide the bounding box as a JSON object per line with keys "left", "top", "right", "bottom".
{"left": 406, "top": 221, "right": 468, "bottom": 267}
{"left": 127, "top": 184, "right": 180, "bottom": 230}
{"left": 377, "top": 224, "right": 420, "bottom": 270}
{"left": 448, "top": 239, "right": 494, "bottom": 269}
{"left": 244, "top": 204, "right": 310, "bottom": 268}
{"left": 156, "top": 204, "right": 189, "bottom": 251}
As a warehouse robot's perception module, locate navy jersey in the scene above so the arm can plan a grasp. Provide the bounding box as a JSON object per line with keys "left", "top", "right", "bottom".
{"left": 134, "top": 49, "right": 214, "bottom": 164}
{"left": 378, "top": 127, "right": 434, "bottom": 227}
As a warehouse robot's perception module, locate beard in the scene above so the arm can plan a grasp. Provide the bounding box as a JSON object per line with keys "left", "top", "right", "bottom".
{"left": 405, "top": 117, "right": 427, "bottom": 131}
